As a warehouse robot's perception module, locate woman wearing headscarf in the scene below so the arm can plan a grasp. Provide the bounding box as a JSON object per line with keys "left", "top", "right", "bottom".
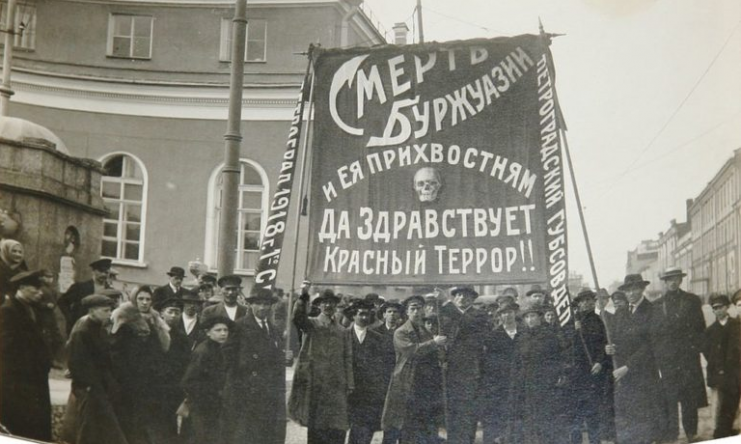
{"left": 0, "top": 239, "right": 29, "bottom": 301}
{"left": 111, "top": 285, "right": 171, "bottom": 444}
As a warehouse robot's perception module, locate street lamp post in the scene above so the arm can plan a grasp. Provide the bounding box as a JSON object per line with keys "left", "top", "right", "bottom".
{"left": 0, "top": 0, "right": 17, "bottom": 116}
{"left": 217, "top": 0, "right": 248, "bottom": 277}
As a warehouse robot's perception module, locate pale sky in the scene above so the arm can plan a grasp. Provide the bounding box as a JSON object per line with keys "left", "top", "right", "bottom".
{"left": 364, "top": 0, "right": 741, "bottom": 288}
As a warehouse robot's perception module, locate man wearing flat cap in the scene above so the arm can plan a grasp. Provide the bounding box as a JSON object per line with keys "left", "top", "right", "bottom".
{"left": 0, "top": 271, "right": 54, "bottom": 441}
{"left": 289, "top": 281, "right": 353, "bottom": 444}
{"left": 59, "top": 258, "right": 113, "bottom": 334}
{"left": 221, "top": 287, "right": 286, "bottom": 444}
{"left": 153, "top": 266, "right": 187, "bottom": 307}
{"left": 607, "top": 274, "right": 665, "bottom": 444}
{"left": 703, "top": 294, "right": 741, "bottom": 439}
{"left": 650, "top": 267, "right": 707, "bottom": 443}
{"left": 569, "top": 289, "right": 610, "bottom": 444}
{"left": 201, "top": 275, "right": 248, "bottom": 323}
{"left": 438, "top": 285, "right": 489, "bottom": 444}
{"left": 62, "top": 294, "right": 127, "bottom": 444}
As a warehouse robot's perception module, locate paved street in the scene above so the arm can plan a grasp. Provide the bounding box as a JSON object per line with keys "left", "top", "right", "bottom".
{"left": 50, "top": 367, "right": 720, "bottom": 444}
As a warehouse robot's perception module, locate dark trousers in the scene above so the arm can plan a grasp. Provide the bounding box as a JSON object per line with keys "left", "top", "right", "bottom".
{"left": 400, "top": 415, "right": 438, "bottom": 444}
{"left": 382, "top": 428, "right": 401, "bottom": 444}
{"left": 307, "top": 427, "right": 346, "bottom": 444}
{"left": 348, "top": 425, "right": 374, "bottom": 444}
{"left": 663, "top": 397, "right": 699, "bottom": 439}
{"left": 570, "top": 404, "right": 601, "bottom": 444}
{"left": 714, "top": 386, "right": 741, "bottom": 439}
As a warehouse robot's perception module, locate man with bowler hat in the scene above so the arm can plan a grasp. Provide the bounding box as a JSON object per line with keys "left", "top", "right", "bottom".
{"left": 221, "top": 287, "right": 286, "bottom": 444}
{"left": 650, "top": 267, "right": 707, "bottom": 443}
{"left": 703, "top": 294, "right": 740, "bottom": 439}
{"left": 201, "top": 275, "right": 248, "bottom": 323}
{"left": 59, "top": 258, "right": 113, "bottom": 333}
{"left": 177, "top": 288, "right": 207, "bottom": 350}
{"left": 606, "top": 274, "right": 665, "bottom": 444}
{"left": 63, "top": 294, "right": 127, "bottom": 444}
{"left": 289, "top": 281, "right": 353, "bottom": 444}
{"left": 0, "top": 270, "right": 54, "bottom": 441}
{"left": 438, "top": 285, "right": 489, "bottom": 444}
{"left": 154, "top": 266, "right": 187, "bottom": 307}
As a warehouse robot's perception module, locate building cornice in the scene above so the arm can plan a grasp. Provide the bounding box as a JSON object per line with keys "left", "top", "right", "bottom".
{"left": 11, "top": 69, "right": 303, "bottom": 120}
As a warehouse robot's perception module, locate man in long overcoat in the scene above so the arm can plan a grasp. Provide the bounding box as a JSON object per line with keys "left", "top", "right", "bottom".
{"left": 345, "top": 299, "right": 388, "bottom": 444}
{"left": 0, "top": 271, "right": 53, "bottom": 441}
{"left": 438, "top": 286, "right": 489, "bottom": 444}
{"left": 221, "top": 288, "right": 286, "bottom": 444}
{"left": 153, "top": 266, "right": 186, "bottom": 307}
{"left": 59, "top": 258, "right": 112, "bottom": 333}
{"left": 608, "top": 274, "right": 665, "bottom": 444}
{"left": 63, "top": 294, "right": 128, "bottom": 444}
{"left": 381, "top": 295, "right": 447, "bottom": 444}
{"left": 289, "top": 283, "right": 353, "bottom": 444}
{"left": 650, "top": 267, "right": 708, "bottom": 442}
{"left": 569, "top": 289, "right": 610, "bottom": 444}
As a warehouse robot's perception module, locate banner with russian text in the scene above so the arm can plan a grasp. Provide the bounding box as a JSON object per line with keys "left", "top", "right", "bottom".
{"left": 254, "top": 74, "right": 311, "bottom": 290}
{"left": 307, "top": 36, "right": 569, "bottom": 309}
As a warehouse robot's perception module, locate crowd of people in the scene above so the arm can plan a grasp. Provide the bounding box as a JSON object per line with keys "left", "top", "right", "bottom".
{"left": 0, "top": 236, "right": 740, "bottom": 444}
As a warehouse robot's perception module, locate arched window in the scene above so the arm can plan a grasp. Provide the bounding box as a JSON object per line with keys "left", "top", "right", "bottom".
{"left": 100, "top": 153, "right": 148, "bottom": 263}
{"left": 205, "top": 160, "right": 268, "bottom": 273}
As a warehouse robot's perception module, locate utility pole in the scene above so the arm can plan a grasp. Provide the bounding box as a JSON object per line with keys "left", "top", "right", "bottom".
{"left": 217, "top": 0, "right": 248, "bottom": 277}
{"left": 0, "top": 0, "right": 17, "bottom": 116}
{"left": 416, "top": 0, "right": 424, "bottom": 43}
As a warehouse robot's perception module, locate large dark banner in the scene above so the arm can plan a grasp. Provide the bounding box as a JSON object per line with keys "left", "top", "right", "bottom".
{"left": 307, "top": 35, "right": 569, "bottom": 315}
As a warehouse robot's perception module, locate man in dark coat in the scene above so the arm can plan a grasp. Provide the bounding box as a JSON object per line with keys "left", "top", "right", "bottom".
{"left": 289, "top": 282, "right": 354, "bottom": 444}
{"left": 569, "top": 289, "right": 610, "bottom": 444}
{"left": 703, "top": 294, "right": 740, "bottom": 439}
{"left": 381, "top": 295, "right": 448, "bottom": 444}
{"left": 177, "top": 289, "right": 206, "bottom": 350}
{"left": 372, "top": 300, "right": 403, "bottom": 444}
{"left": 650, "top": 267, "right": 708, "bottom": 442}
{"left": 221, "top": 288, "right": 286, "bottom": 444}
{"left": 608, "top": 274, "right": 665, "bottom": 444}
{"left": 0, "top": 271, "right": 53, "bottom": 441}
{"left": 153, "top": 266, "right": 187, "bottom": 307}
{"left": 157, "top": 297, "right": 192, "bottom": 444}
{"left": 480, "top": 301, "right": 520, "bottom": 444}
{"left": 345, "top": 299, "right": 388, "bottom": 444}
{"left": 438, "top": 286, "right": 489, "bottom": 444}
{"left": 63, "top": 294, "right": 128, "bottom": 444}
{"left": 59, "top": 258, "right": 112, "bottom": 333}
{"left": 201, "top": 275, "right": 249, "bottom": 323}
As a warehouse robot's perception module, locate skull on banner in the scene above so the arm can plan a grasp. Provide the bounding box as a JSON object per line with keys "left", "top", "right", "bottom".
{"left": 413, "top": 167, "right": 442, "bottom": 202}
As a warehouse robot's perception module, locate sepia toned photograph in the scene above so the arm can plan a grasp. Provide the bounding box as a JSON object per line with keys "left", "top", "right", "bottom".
{"left": 0, "top": 0, "right": 740, "bottom": 443}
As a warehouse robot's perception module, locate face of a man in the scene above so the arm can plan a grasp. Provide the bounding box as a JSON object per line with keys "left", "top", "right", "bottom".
{"left": 579, "top": 298, "right": 596, "bottom": 314}
{"left": 626, "top": 286, "right": 644, "bottom": 304}
{"left": 499, "top": 309, "right": 516, "bottom": 326}
{"left": 383, "top": 307, "right": 400, "bottom": 326}
{"left": 711, "top": 303, "right": 729, "bottom": 321}
{"left": 183, "top": 302, "right": 198, "bottom": 317}
{"left": 353, "top": 308, "right": 373, "bottom": 328}
{"left": 18, "top": 284, "right": 43, "bottom": 303}
{"left": 406, "top": 302, "right": 423, "bottom": 324}
{"left": 92, "top": 269, "right": 109, "bottom": 285}
{"left": 544, "top": 311, "right": 556, "bottom": 324}
{"left": 169, "top": 275, "right": 183, "bottom": 288}
{"left": 136, "top": 291, "right": 153, "bottom": 312}
{"left": 89, "top": 306, "right": 112, "bottom": 323}
{"left": 319, "top": 300, "right": 336, "bottom": 317}
{"left": 614, "top": 298, "right": 628, "bottom": 311}
{"left": 523, "top": 312, "right": 541, "bottom": 329}
{"left": 206, "top": 323, "right": 229, "bottom": 344}
{"left": 529, "top": 292, "right": 546, "bottom": 305}
{"left": 251, "top": 302, "right": 272, "bottom": 320}
{"left": 162, "top": 307, "right": 182, "bottom": 326}
{"left": 222, "top": 285, "right": 240, "bottom": 305}
{"left": 453, "top": 293, "right": 475, "bottom": 310}
{"left": 664, "top": 276, "right": 682, "bottom": 292}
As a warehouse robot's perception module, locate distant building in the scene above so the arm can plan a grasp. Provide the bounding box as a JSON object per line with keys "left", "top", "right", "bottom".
{"left": 688, "top": 149, "right": 741, "bottom": 296}
{"left": 4, "top": 0, "right": 386, "bottom": 293}
{"left": 625, "top": 239, "right": 661, "bottom": 297}
{"left": 656, "top": 199, "right": 693, "bottom": 281}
